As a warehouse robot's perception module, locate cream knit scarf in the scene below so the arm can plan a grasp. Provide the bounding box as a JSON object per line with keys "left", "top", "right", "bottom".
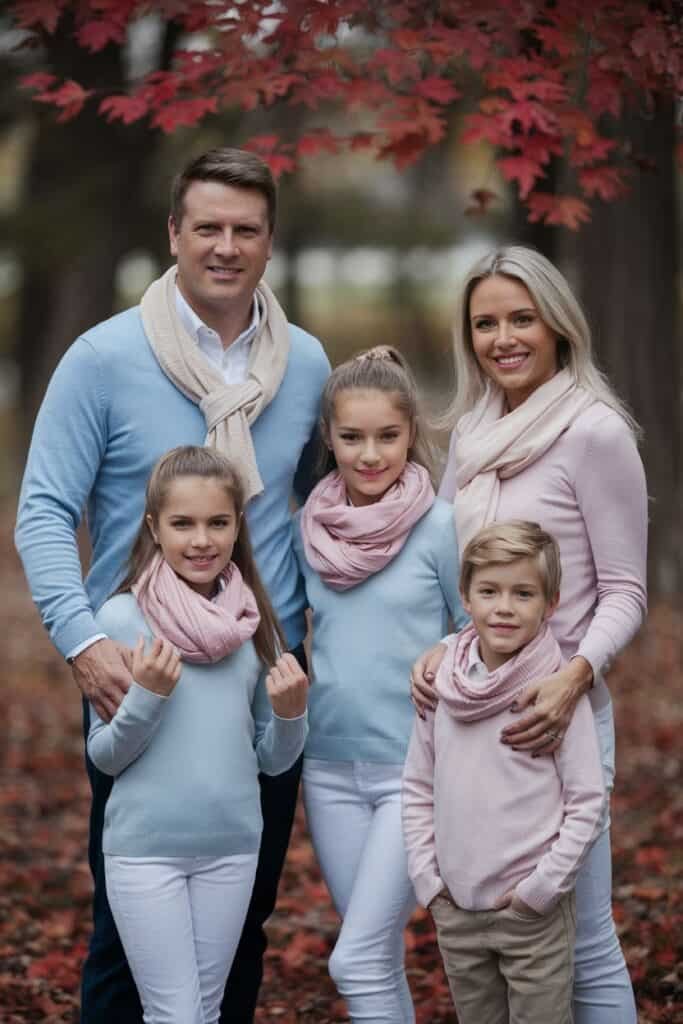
{"left": 140, "top": 265, "right": 290, "bottom": 501}
{"left": 453, "top": 370, "right": 594, "bottom": 551}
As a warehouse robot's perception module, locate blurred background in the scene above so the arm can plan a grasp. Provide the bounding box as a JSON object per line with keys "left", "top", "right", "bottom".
{"left": 0, "top": 5, "right": 681, "bottom": 1022}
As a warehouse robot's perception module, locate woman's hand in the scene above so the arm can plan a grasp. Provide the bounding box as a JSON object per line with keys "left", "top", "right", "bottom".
{"left": 500, "top": 657, "right": 593, "bottom": 756}
{"left": 410, "top": 642, "right": 448, "bottom": 718}
{"left": 267, "top": 653, "right": 309, "bottom": 719}
{"left": 132, "top": 636, "right": 181, "bottom": 697}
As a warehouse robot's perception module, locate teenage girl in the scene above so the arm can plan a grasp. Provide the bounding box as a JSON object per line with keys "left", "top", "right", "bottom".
{"left": 293, "top": 346, "right": 467, "bottom": 1023}
{"left": 87, "top": 445, "right": 308, "bottom": 1024}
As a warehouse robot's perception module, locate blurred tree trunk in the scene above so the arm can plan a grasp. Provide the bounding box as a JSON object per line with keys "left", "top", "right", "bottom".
{"left": 568, "top": 100, "right": 681, "bottom": 597}
{"left": 15, "top": 15, "right": 178, "bottom": 446}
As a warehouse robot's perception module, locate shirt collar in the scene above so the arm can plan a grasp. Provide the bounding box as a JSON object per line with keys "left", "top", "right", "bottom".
{"left": 466, "top": 636, "right": 490, "bottom": 680}
{"left": 174, "top": 281, "right": 261, "bottom": 349}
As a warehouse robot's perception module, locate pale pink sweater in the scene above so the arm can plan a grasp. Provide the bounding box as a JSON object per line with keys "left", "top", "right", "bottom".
{"left": 402, "top": 626, "right": 606, "bottom": 913}
{"left": 440, "top": 402, "right": 648, "bottom": 707}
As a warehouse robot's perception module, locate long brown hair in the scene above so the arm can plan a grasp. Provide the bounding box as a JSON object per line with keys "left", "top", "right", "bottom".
{"left": 116, "top": 446, "right": 285, "bottom": 666}
{"left": 318, "top": 344, "right": 438, "bottom": 483}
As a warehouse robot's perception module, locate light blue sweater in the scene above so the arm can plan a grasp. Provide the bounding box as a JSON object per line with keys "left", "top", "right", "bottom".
{"left": 88, "top": 594, "right": 307, "bottom": 857}
{"left": 293, "top": 499, "right": 468, "bottom": 764}
{"left": 15, "top": 305, "right": 330, "bottom": 656}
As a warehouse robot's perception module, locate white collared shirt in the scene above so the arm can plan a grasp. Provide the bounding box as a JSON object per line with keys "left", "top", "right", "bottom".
{"left": 174, "top": 284, "right": 261, "bottom": 386}
{"left": 466, "top": 636, "right": 491, "bottom": 690}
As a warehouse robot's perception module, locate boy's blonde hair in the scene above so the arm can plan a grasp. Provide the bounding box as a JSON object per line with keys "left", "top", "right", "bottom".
{"left": 460, "top": 520, "right": 561, "bottom": 604}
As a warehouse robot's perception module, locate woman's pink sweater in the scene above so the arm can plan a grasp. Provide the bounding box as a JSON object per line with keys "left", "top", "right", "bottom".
{"left": 440, "top": 402, "right": 648, "bottom": 707}
{"left": 402, "top": 627, "right": 606, "bottom": 913}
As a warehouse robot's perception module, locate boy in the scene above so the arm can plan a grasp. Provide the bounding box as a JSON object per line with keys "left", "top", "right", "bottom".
{"left": 402, "top": 520, "right": 606, "bottom": 1024}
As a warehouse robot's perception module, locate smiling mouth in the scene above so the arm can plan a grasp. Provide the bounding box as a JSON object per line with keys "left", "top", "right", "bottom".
{"left": 186, "top": 555, "right": 217, "bottom": 566}
{"left": 356, "top": 468, "right": 386, "bottom": 478}
{"left": 494, "top": 353, "right": 528, "bottom": 368}
{"left": 208, "top": 265, "right": 242, "bottom": 276}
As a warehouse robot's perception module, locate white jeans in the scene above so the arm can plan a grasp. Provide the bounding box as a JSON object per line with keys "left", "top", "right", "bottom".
{"left": 105, "top": 853, "right": 259, "bottom": 1024}
{"left": 303, "top": 759, "right": 417, "bottom": 1024}
{"left": 574, "top": 701, "right": 637, "bottom": 1023}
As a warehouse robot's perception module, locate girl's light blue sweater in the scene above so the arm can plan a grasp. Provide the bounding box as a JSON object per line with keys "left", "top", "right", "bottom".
{"left": 15, "top": 306, "right": 329, "bottom": 656}
{"left": 88, "top": 594, "right": 307, "bottom": 858}
{"left": 293, "top": 498, "right": 467, "bottom": 764}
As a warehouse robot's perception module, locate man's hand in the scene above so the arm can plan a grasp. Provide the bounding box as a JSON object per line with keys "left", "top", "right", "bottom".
{"left": 410, "top": 642, "right": 448, "bottom": 718}
{"left": 266, "top": 653, "right": 309, "bottom": 719}
{"left": 131, "top": 636, "right": 182, "bottom": 698}
{"left": 71, "top": 638, "right": 134, "bottom": 722}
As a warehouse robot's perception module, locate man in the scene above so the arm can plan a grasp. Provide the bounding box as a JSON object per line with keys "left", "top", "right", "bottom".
{"left": 15, "top": 148, "right": 330, "bottom": 1023}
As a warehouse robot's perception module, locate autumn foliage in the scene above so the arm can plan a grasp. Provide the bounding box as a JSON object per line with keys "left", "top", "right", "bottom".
{"left": 9, "top": 0, "right": 683, "bottom": 229}
{"left": 1, "top": 504, "right": 682, "bottom": 1023}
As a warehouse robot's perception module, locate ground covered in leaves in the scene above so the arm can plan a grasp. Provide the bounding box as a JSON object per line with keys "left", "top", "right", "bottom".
{"left": 1, "top": 503, "right": 681, "bottom": 1023}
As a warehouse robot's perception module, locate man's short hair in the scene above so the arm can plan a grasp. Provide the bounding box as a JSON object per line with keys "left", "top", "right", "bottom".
{"left": 460, "top": 520, "right": 561, "bottom": 604}
{"left": 170, "top": 148, "right": 277, "bottom": 233}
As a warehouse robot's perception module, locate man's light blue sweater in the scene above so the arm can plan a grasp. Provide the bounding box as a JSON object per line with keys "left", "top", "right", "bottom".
{"left": 88, "top": 595, "right": 307, "bottom": 857}
{"left": 15, "top": 306, "right": 330, "bottom": 655}
{"left": 293, "top": 498, "right": 468, "bottom": 764}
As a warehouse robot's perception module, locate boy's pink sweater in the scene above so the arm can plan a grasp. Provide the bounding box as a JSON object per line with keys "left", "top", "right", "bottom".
{"left": 402, "top": 625, "right": 606, "bottom": 914}
{"left": 439, "top": 402, "right": 648, "bottom": 706}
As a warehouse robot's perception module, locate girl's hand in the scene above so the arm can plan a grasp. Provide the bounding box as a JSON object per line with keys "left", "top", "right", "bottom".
{"left": 266, "top": 653, "right": 309, "bottom": 719}
{"left": 132, "top": 636, "right": 181, "bottom": 697}
{"left": 500, "top": 657, "right": 593, "bottom": 756}
{"left": 410, "top": 642, "right": 447, "bottom": 718}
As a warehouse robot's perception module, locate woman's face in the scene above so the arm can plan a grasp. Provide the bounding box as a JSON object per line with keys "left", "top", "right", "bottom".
{"left": 469, "top": 275, "right": 560, "bottom": 411}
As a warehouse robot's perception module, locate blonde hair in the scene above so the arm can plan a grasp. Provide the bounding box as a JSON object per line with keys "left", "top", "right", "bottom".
{"left": 460, "top": 520, "right": 561, "bottom": 604}
{"left": 116, "top": 446, "right": 285, "bottom": 666}
{"left": 444, "top": 245, "right": 639, "bottom": 435}
{"left": 319, "top": 345, "right": 437, "bottom": 482}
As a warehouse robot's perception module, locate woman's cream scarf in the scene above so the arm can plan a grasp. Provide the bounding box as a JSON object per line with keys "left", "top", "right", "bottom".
{"left": 140, "top": 265, "right": 289, "bottom": 501}
{"left": 453, "top": 369, "right": 594, "bottom": 551}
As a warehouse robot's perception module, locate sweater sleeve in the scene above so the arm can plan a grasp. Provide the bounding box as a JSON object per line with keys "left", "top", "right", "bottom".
{"left": 572, "top": 413, "right": 648, "bottom": 677}
{"left": 15, "top": 338, "right": 109, "bottom": 657}
{"left": 87, "top": 684, "right": 168, "bottom": 776}
{"left": 251, "top": 670, "right": 308, "bottom": 776}
{"left": 401, "top": 710, "right": 444, "bottom": 908}
{"left": 514, "top": 696, "right": 606, "bottom": 914}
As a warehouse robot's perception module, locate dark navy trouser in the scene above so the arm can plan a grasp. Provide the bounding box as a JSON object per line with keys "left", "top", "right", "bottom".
{"left": 80, "top": 644, "right": 306, "bottom": 1024}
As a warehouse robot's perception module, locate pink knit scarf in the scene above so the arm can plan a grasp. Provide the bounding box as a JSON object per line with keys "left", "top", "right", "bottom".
{"left": 132, "top": 552, "right": 260, "bottom": 664}
{"left": 300, "top": 462, "right": 435, "bottom": 590}
{"left": 436, "top": 622, "right": 563, "bottom": 722}
{"left": 452, "top": 370, "right": 594, "bottom": 551}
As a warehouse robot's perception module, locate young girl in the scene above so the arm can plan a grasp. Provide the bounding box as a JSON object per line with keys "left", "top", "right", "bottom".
{"left": 87, "top": 445, "right": 308, "bottom": 1024}
{"left": 293, "top": 346, "right": 467, "bottom": 1023}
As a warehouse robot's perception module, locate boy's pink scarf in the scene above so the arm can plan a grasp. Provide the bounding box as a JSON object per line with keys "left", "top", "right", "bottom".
{"left": 453, "top": 370, "right": 593, "bottom": 551}
{"left": 301, "top": 462, "right": 435, "bottom": 590}
{"left": 436, "top": 622, "right": 563, "bottom": 722}
{"left": 132, "top": 552, "right": 260, "bottom": 664}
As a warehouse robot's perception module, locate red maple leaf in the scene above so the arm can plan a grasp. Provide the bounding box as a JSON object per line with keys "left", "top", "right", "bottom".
{"left": 151, "top": 96, "right": 218, "bottom": 132}
{"left": 34, "top": 79, "right": 94, "bottom": 121}
{"left": 415, "top": 76, "right": 460, "bottom": 104}
{"left": 99, "top": 94, "right": 149, "bottom": 124}
{"left": 579, "top": 165, "right": 629, "bottom": 201}
{"left": 296, "top": 131, "right": 339, "bottom": 158}
{"left": 77, "top": 18, "right": 126, "bottom": 53}
{"left": 12, "top": 0, "right": 65, "bottom": 33}
{"left": 19, "top": 71, "right": 56, "bottom": 91}
{"left": 498, "top": 154, "right": 545, "bottom": 199}
{"left": 527, "top": 192, "right": 591, "bottom": 230}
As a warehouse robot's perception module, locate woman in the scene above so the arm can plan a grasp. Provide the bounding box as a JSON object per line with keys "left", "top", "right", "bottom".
{"left": 411, "top": 246, "right": 647, "bottom": 1023}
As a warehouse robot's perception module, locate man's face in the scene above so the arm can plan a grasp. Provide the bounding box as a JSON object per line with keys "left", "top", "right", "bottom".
{"left": 169, "top": 180, "right": 273, "bottom": 329}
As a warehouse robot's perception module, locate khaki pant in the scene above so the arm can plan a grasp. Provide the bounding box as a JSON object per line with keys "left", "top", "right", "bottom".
{"left": 430, "top": 891, "right": 576, "bottom": 1024}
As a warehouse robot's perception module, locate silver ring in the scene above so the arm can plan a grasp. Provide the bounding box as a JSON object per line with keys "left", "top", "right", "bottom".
{"left": 547, "top": 729, "right": 561, "bottom": 741}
